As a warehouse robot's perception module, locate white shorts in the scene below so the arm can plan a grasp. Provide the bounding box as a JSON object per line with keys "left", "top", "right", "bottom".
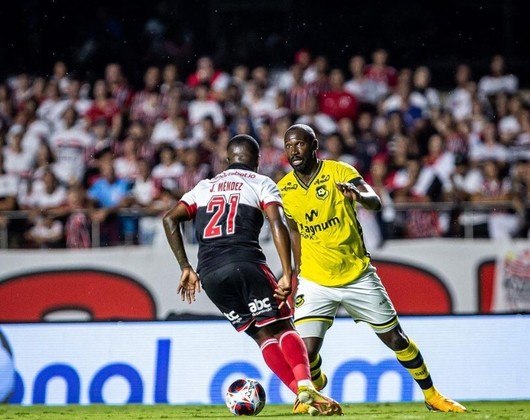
{"left": 294, "top": 264, "right": 398, "bottom": 338}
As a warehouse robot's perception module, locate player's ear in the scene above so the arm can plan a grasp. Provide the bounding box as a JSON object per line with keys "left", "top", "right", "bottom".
{"left": 312, "top": 138, "right": 319, "bottom": 151}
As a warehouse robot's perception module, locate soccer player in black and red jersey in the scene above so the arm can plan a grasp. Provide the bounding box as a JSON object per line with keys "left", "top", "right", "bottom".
{"left": 163, "top": 134, "right": 342, "bottom": 415}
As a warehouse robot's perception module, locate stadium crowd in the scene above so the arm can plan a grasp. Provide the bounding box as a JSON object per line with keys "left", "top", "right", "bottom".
{"left": 0, "top": 49, "right": 529, "bottom": 248}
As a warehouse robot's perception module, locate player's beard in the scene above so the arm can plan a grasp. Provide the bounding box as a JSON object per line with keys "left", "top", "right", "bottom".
{"left": 290, "top": 153, "right": 316, "bottom": 175}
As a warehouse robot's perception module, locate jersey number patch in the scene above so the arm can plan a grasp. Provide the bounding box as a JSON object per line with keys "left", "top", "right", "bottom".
{"left": 203, "top": 194, "right": 240, "bottom": 238}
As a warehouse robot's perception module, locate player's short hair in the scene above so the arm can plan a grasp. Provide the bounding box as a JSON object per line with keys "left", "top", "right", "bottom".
{"left": 227, "top": 134, "right": 260, "bottom": 157}
{"left": 285, "top": 124, "right": 317, "bottom": 141}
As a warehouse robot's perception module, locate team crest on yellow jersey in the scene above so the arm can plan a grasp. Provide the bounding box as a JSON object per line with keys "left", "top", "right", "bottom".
{"left": 295, "top": 294, "right": 305, "bottom": 308}
{"left": 315, "top": 185, "right": 329, "bottom": 200}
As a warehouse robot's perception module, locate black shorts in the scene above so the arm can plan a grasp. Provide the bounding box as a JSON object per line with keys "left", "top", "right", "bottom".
{"left": 200, "top": 261, "right": 292, "bottom": 332}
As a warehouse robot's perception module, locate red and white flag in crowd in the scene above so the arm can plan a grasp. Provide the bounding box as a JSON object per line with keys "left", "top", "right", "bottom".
{"left": 493, "top": 242, "right": 530, "bottom": 313}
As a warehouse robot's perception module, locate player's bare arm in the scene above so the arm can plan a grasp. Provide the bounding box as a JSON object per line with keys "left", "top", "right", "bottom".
{"left": 163, "top": 203, "right": 201, "bottom": 303}
{"left": 285, "top": 216, "right": 302, "bottom": 278}
{"left": 264, "top": 203, "right": 292, "bottom": 306}
{"left": 336, "top": 178, "right": 382, "bottom": 211}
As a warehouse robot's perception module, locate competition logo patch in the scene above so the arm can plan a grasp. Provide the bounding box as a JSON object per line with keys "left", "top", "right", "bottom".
{"left": 295, "top": 294, "right": 305, "bottom": 308}
{"left": 315, "top": 185, "right": 329, "bottom": 200}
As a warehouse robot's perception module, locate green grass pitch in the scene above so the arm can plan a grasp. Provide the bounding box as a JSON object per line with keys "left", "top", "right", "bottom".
{"left": 1, "top": 401, "right": 529, "bottom": 419}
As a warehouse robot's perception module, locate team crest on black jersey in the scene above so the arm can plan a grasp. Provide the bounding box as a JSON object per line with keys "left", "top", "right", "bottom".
{"left": 315, "top": 185, "right": 329, "bottom": 200}
{"left": 295, "top": 294, "right": 305, "bottom": 308}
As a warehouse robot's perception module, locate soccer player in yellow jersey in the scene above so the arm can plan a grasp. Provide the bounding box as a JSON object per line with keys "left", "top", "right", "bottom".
{"left": 278, "top": 124, "right": 466, "bottom": 414}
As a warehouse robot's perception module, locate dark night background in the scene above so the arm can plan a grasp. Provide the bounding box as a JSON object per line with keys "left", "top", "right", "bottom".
{"left": 1, "top": 0, "right": 529, "bottom": 88}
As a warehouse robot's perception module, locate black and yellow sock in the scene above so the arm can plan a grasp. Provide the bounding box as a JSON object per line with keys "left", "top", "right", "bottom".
{"left": 309, "top": 354, "right": 326, "bottom": 390}
{"left": 395, "top": 339, "right": 437, "bottom": 399}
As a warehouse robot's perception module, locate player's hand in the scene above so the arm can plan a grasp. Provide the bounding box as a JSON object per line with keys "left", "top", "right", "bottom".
{"left": 336, "top": 182, "right": 361, "bottom": 201}
{"left": 176, "top": 267, "right": 201, "bottom": 304}
{"left": 274, "top": 274, "right": 292, "bottom": 309}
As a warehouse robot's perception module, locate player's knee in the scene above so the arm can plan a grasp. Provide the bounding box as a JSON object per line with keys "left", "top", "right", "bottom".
{"left": 303, "top": 337, "right": 322, "bottom": 360}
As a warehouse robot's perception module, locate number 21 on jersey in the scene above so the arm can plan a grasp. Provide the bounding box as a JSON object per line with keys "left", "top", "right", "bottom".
{"left": 203, "top": 194, "right": 240, "bottom": 239}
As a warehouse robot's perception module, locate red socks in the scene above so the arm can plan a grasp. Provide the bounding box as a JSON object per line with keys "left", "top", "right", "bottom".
{"left": 260, "top": 338, "right": 298, "bottom": 393}
{"left": 259, "top": 330, "right": 312, "bottom": 395}
{"left": 279, "top": 330, "right": 311, "bottom": 383}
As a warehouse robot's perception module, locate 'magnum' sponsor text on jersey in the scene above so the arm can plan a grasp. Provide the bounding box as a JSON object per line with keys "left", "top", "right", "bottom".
{"left": 277, "top": 160, "right": 370, "bottom": 287}
{"left": 179, "top": 163, "right": 282, "bottom": 274}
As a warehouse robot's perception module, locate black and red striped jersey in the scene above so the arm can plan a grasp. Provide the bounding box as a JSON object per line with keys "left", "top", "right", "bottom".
{"left": 179, "top": 163, "right": 282, "bottom": 274}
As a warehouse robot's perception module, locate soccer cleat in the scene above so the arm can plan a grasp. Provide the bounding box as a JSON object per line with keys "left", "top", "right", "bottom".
{"left": 425, "top": 390, "right": 467, "bottom": 413}
{"left": 293, "top": 397, "right": 310, "bottom": 415}
{"left": 297, "top": 386, "right": 343, "bottom": 416}
{"left": 293, "top": 373, "right": 329, "bottom": 414}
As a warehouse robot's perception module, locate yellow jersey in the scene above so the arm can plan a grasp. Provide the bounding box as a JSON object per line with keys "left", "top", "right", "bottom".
{"left": 277, "top": 159, "right": 370, "bottom": 287}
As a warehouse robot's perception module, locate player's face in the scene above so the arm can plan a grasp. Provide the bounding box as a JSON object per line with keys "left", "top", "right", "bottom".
{"left": 284, "top": 131, "right": 316, "bottom": 174}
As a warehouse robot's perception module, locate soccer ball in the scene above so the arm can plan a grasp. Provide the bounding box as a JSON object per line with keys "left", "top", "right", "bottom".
{"left": 225, "top": 378, "right": 266, "bottom": 416}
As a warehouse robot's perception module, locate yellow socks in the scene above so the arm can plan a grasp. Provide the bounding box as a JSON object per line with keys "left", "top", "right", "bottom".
{"left": 395, "top": 339, "right": 434, "bottom": 395}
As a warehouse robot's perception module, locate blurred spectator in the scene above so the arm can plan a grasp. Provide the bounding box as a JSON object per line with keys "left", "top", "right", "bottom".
{"left": 364, "top": 155, "right": 396, "bottom": 240}
{"left": 410, "top": 66, "right": 441, "bottom": 114}
{"left": 36, "top": 81, "right": 62, "bottom": 128}
{"left": 130, "top": 66, "right": 163, "bottom": 127}
{"left": 31, "top": 142, "right": 57, "bottom": 182}
{"left": 26, "top": 169, "right": 67, "bottom": 213}
{"left": 176, "top": 148, "right": 210, "bottom": 197}
{"left": 21, "top": 99, "right": 51, "bottom": 160}
{"left": 25, "top": 215, "right": 63, "bottom": 248}
{"left": 256, "top": 121, "right": 285, "bottom": 178}
{"left": 53, "top": 79, "right": 93, "bottom": 121}
{"left": 186, "top": 56, "right": 230, "bottom": 100}
{"left": 188, "top": 82, "right": 225, "bottom": 133}
{"left": 30, "top": 77, "right": 47, "bottom": 104}
{"left": 344, "top": 55, "right": 373, "bottom": 107}
{"left": 412, "top": 134, "right": 454, "bottom": 202}
{"left": 151, "top": 144, "right": 184, "bottom": 195}
{"left": 363, "top": 48, "right": 398, "bottom": 102}
{"left": 2, "top": 125, "right": 33, "bottom": 178}
{"left": 353, "top": 111, "right": 383, "bottom": 175}
{"left": 319, "top": 69, "right": 358, "bottom": 121}
{"left": 222, "top": 83, "right": 244, "bottom": 123}
{"left": 64, "top": 186, "right": 91, "bottom": 248}
{"left": 321, "top": 133, "right": 356, "bottom": 167}
{"left": 295, "top": 95, "right": 337, "bottom": 137}
{"left": 305, "top": 56, "right": 330, "bottom": 98}
{"left": 231, "top": 65, "right": 249, "bottom": 89}
{"left": 11, "top": 73, "right": 33, "bottom": 109}
{"left": 51, "top": 61, "right": 71, "bottom": 96}
{"left": 160, "top": 63, "right": 183, "bottom": 101}
{"left": 85, "top": 80, "right": 122, "bottom": 140}
{"left": 498, "top": 94, "right": 523, "bottom": 148}
{"left": 0, "top": 153, "right": 19, "bottom": 241}
{"left": 478, "top": 55, "right": 518, "bottom": 103}
{"left": 150, "top": 96, "right": 193, "bottom": 149}
{"left": 285, "top": 63, "right": 310, "bottom": 117}
{"left": 87, "top": 162, "right": 131, "bottom": 246}
{"left": 444, "top": 64, "right": 474, "bottom": 121}
{"left": 209, "top": 128, "right": 230, "bottom": 176}
{"left": 469, "top": 122, "right": 508, "bottom": 166}
{"left": 472, "top": 159, "right": 520, "bottom": 239}
{"left": 49, "top": 107, "right": 94, "bottom": 185}
{"left": 242, "top": 80, "right": 276, "bottom": 128}
{"left": 104, "top": 63, "right": 134, "bottom": 110}
{"left": 114, "top": 137, "right": 140, "bottom": 181}
{"left": 131, "top": 159, "right": 161, "bottom": 244}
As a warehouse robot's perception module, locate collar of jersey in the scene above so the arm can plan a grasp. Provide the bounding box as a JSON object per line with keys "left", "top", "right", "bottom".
{"left": 227, "top": 163, "right": 254, "bottom": 171}
{"left": 293, "top": 160, "right": 323, "bottom": 190}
